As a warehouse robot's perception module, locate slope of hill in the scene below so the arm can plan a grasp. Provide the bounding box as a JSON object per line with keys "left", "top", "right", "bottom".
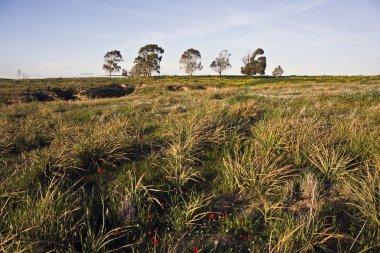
{"left": 1, "top": 76, "right": 379, "bottom": 252}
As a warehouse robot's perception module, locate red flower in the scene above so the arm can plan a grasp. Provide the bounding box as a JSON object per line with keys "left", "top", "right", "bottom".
{"left": 98, "top": 167, "right": 105, "bottom": 174}
{"left": 148, "top": 231, "right": 152, "bottom": 236}
{"left": 162, "top": 175, "right": 170, "bottom": 181}
{"left": 193, "top": 247, "right": 200, "bottom": 253}
{"left": 239, "top": 217, "right": 244, "bottom": 223}
{"left": 147, "top": 213, "right": 153, "bottom": 220}
{"left": 208, "top": 213, "right": 215, "bottom": 220}
{"left": 222, "top": 211, "right": 228, "bottom": 218}
{"left": 242, "top": 234, "right": 248, "bottom": 240}
{"left": 152, "top": 236, "right": 159, "bottom": 245}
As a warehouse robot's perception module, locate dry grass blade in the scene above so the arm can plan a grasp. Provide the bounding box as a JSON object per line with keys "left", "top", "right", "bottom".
{"left": 308, "top": 144, "right": 355, "bottom": 183}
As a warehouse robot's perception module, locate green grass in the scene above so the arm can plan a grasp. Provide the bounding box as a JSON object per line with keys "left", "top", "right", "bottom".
{"left": 0, "top": 76, "right": 380, "bottom": 252}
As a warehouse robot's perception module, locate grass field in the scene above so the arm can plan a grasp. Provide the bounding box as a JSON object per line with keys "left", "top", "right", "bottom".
{"left": 1, "top": 76, "right": 380, "bottom": 252}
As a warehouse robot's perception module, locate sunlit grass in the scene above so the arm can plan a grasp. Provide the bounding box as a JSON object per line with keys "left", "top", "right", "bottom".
{"left": 0, "top": 76, "right": 379, "bottom": 252}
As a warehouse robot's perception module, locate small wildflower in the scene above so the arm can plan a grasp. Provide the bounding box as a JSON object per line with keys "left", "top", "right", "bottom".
{"left": 208, "top": 213, "right": 215, "bottom": 220}
{"left": 193, "top": 247, "right": 200, "bottom": 253}
{"left": 239, "top": 217, "right": 244, "bottom": 223}
{"left": 148, "top": 231, "right": 152, "bottom": 236}
{"left": 222, "top": 211, "right": 228, "bottom": 218}
{"left": 162, "top": 175, "right": 170, "bottom": 181}
{"left": 98, "top": 167, "right": 105, "bottom": 174}
{"left": 147, "top": 213, "right": 153, "bottom": 220}
{"left": 242, "top": 234, "right": 248, "bottom": 240}
{"left": 152, "top": 236, "right": 159, "bottom": 245}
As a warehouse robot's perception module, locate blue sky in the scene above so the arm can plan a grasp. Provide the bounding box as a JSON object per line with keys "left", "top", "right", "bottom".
{"left": 0, "top": 0, "right": 379, "bottom": 78}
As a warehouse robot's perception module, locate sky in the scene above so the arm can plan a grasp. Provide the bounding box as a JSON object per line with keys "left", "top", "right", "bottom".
{"left": 0, "top": 0, "right": 379, "bottom": 78}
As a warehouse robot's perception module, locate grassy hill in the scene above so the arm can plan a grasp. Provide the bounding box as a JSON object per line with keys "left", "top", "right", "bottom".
{"left": 1, "top": 76, "right": 380, "bottom": 252}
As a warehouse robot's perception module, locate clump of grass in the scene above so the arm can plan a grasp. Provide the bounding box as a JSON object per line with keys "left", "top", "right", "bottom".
{"left": 167, "top": 192, "right": 212, "bottom": 234}
{"left": 285, "top": 119, "right": 323, "bottom": 168}
{"left": 222, "top": 137, "right": 295, "bottom": 198}
{"left": 5, "top": 114, "right": 57, "bottom": 154}
{"left": 2, "top": 177, "right": 84, "bottom": 252}
{"left": 251, "top": 120, "right": 290, "bottom": 157}
{"left": 163, "top": 108, "right": 226, "bottom": 189}
{"left": 333, "top": 119, "right": 380, "bottom": 160}
{"left": 348, "top": 159, "right": 380, "bottom": 227}
{"left": 308, "top": 144, "right": 355, "bottom": 185}
{"left": 60, "top": 119, "right": 133, "bottom": 175}
{"left": 270, "top": 215, "right": 346, "bottom": 253}
{"left": 0, "top": 119, "right": 12, "bottom": 157}
{"left": 114, "top": 170, "right": 161, "bottom": 225}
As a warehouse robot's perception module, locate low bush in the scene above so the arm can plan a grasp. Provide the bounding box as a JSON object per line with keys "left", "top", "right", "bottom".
{"left": 49, "top": 87, "right": 77, "bottom": 100}
{"left": 22, "top": 90, "right": 55, "bottom": 102}
{"left": 86, "top": 84, "right": 134, "bottom": 98}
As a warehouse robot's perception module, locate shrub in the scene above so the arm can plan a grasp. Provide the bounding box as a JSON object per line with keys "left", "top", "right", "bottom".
{"left": 222, "top": 138, "right": 295, "bottom": 198}
{"left": 22, "top": 90, "right": 55, "bottom": 102}
{"left": 86, "top": 84, "right": 134, "bottom": 98}
{"left": 49, "top": 87, "right": 77, "bottom": 100}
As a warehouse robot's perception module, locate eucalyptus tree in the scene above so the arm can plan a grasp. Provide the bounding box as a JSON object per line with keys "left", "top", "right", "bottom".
{"left": 133, "top": 44, "right": 164, "bottom": 77}
{"left": 210, "top": 50, "right": 232, "bottom": 76}
{"left": 241, "top": 48, "right": 266, "bottom": 76}
{"left": 103, "top": 50, "right": 123, "bottom": 77}
{"left": 272, "top": 65, "right": 284, "bottom": 77}
{"left": 179, "top": 48, "right": 203, "bottom": 76}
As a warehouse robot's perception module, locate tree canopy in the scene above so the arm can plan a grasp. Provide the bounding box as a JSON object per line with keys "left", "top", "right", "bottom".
{"left": 241, "top": 48, "right": 266, "bottom": 76}
{"left": 133, "top": 44, "right": 164, "bottom": 77}
{"left": 272, "top": 65, "right": 284, "bottom": 77}
{"left": 179, "top": 48, "right": 203, "bottom": 76}
{"left": 210, "top": 50, "right": 232, "bottom": 76}
{"left": 103, "top": 50, "right": 123, "bottom": 77}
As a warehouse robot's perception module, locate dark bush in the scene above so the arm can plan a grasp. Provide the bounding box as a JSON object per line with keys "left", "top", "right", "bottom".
{"left": 167, "top": 85, "right": 181, "bottom": 91}
{"left": 49, "top": 87, "right": 76, "bottom": 100}
{"left": 22, "top": 90, "right": 55, "bottom": 102}
{"left": 189, "top": 84, "right": 206, "bottom": 90}
{"left": 167, "top": 85, "right": 192, "bottom": 91}
{"left": 86, "top": 84, "right": 134, "bottom": 98}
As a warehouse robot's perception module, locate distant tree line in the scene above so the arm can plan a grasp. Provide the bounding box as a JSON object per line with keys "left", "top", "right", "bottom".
{"left": 103, "top": 45, "right": 284, "bottom": 77}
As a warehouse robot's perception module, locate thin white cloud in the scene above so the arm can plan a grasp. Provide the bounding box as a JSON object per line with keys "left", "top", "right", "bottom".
{"left": 133, "top": 0, "right": 331, "bottom": 44}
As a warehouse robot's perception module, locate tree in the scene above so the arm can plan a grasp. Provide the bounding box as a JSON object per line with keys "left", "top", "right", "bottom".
{"left": 17, "top": 69, "right": 22, "bottom": 79}
{"left": 133, "top": 44, "right": 164, "bottom": 77}
{"left": 241, "top": 48, "right": 266, "bottom": 76}
{"left": 179, "top": 48, "right": 203, "bottom": 76}
{"left": 210, "top": 50, "right": 231, "bottom": 76}
{"left": 272, "top": 65, "right": 284, "bottom": 77}
{"left": 129, "top": 65, "right": 143, "bottom": 77}
{"left": 122, "top": 68, "right": 128, "bottom": 77}
{"left": 103, "top": 50, "right": 123, "bottom": 77}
